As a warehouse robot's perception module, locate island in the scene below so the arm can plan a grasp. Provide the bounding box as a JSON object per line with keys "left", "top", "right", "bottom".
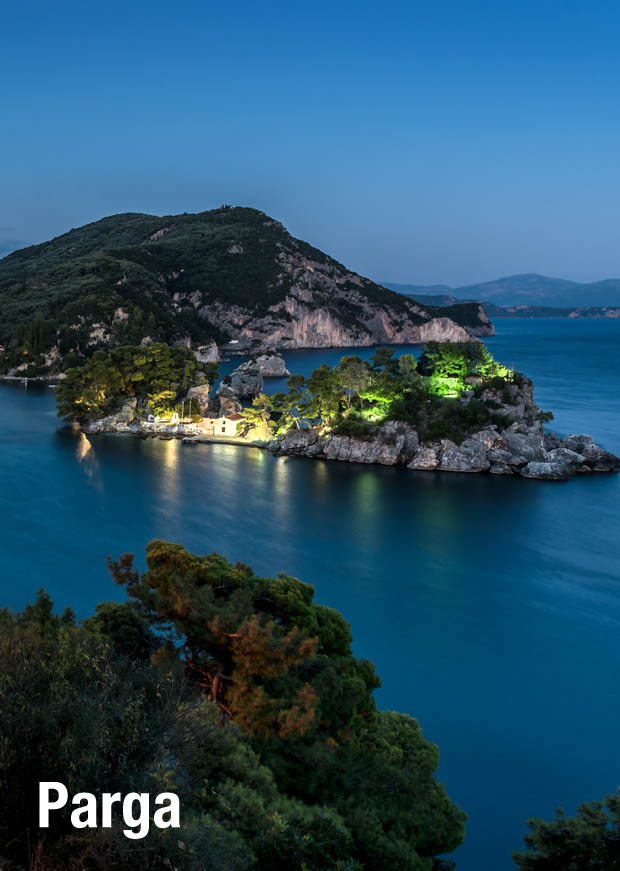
{"left": 56, "top": 340, "right": 619, "bottom": 481}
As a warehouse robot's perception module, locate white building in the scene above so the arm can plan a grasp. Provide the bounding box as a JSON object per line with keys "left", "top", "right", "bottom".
{"left": 200, "top": 412, "right": 245, "bottom": 437}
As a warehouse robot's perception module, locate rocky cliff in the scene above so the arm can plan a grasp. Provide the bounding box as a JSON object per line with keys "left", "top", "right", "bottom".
{"left": 270, "top": 421, "right": 618, "bottom": 480}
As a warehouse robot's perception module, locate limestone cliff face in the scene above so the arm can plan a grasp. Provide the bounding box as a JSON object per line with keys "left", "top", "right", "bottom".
{"left": 199, "top": 291, "right": 482, "bottom": 350}
{"left": 196, "top": 244, "right": 491, "bottom": 349}
{"left": 0, "top": 206, "right": 493, "bottom": 375}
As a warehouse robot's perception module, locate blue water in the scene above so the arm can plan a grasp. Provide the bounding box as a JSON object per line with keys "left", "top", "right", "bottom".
{"left": 1, "top": 318, "right": 619, "bottom": 870}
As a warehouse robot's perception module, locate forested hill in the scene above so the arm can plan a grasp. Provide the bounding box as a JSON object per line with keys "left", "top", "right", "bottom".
{"left": 0, "top": 207, "right": 491, "bottom": 376}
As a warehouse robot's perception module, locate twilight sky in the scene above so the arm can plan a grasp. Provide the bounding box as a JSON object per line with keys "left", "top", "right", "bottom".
{"left": 2, "top": 0, "right": 620, "bottom": 286}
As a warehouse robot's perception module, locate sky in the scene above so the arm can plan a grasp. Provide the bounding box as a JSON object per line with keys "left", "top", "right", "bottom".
{"left": 2, "top": 0, "right": 620, "bottom": 286}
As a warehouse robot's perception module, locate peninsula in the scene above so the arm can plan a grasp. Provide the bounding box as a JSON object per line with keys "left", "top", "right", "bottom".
{"left": 0, "top": 207, "right": 491, "bottom": 379}
{"left": 56, "top": 340, "right": 619, "bottom": 482}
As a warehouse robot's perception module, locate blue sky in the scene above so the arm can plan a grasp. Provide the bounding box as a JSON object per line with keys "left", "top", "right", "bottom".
{"left": 3, "top": 0, "right": 620, "bottom": 285}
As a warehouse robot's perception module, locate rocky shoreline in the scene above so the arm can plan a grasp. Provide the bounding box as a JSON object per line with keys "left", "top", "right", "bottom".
{"left": 269, "top": 420, "right": 618, "bottom": 480}
{"left": 82, "top": 412, "right": 618, "bottom": 482}
{"left": 72, "top": 347, "right": 619, "bottom": 482}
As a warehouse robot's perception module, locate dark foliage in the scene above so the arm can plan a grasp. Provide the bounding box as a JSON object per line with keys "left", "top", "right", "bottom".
{"left": 0, "top": 207, "right": 486, "bottom": 375}
{"left": 513, "top": 792, "right": 620, "bottom": 870}
{"left": 0, "top": 543, "right": 467, "bottom": 870}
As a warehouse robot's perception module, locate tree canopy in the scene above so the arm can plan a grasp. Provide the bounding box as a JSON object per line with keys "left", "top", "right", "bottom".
{"left": 55, "top": 343, "right": 216, "bottom": 422}
{"left": 241, "top": 343, "right": 520, "bottom": 445}
{"left": 513, "top": 792, "right": 620, "bottom": 870}
{"left": 0, "top": 542, "right": 467, "bottom": 870}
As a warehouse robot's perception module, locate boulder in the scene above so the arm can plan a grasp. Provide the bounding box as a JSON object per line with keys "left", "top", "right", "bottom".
{"left": 275, "top": 429, "right": 319, "bottom": 454}
{"left": 543, "top": 431, "right": 562, "bottom": 451}
{"left": 546, "top": 447, "right": 586, "bottom": 471}
{"left": 217, "top": 388, "right": 242, "bottom": 416}
{"left": 194, "top": 342, "right": 220, "bottom": 363}
{"left": 117, "top": 398, "right": 138, "bottom": 422}
{"left": 407, "top": 446, "right": 439, "bottom": 470}
{"left": 489, "top": 463, "right": 514, "bottom": 475}
{"left": 488, "top": 448, "right": 517, "bottom": 465}
{"left": 468, "top": 427, "right": 501, "bottom": 450}
{"left": 520, "top": 461, "right": 571, "bottom": 480}
{"left": 560, "top": 434, "right": 619, "bottom": 471}
{"left": 185, "top": 382, "right": 212, "bottom": 414}
{"left": 251, "top": 353, "right": 290, "bottom": 377}
{"left": 321, "top": 433, "right": 405, "bottom": 465}
{"left": 438, "top": 438, "right": 491, "bottom": 472}
{"left": 560, "top": 434, "right": 595, "bottom": 453}
{"left": 217, "top": 366, "right": 263, "bottom": 399}
{"left": 500, "top": 423, "right": 547, "bottom": 463}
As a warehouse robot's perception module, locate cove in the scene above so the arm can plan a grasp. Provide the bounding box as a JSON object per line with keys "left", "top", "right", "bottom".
{"left": 1, "top": 318, "right": 619, "bottom": 870}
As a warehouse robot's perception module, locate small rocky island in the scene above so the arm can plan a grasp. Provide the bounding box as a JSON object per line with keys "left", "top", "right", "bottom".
{"left": 56, "top": 341, "right": 619, "bottom": 481}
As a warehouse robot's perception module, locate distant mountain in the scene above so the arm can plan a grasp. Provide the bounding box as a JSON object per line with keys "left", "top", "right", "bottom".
{"left": 0, "top": 208, "right": 491, "bottom": 375}
{"left": 385, "top": 290, "right": 620, "bottom": 320}
{"left": 383, "top": 273, "right": 620, "bottom": 308}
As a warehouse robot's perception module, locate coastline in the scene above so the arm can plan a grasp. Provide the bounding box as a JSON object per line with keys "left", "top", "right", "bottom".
{"left": 82, "top": 416, "right": 619, "bottom": 481}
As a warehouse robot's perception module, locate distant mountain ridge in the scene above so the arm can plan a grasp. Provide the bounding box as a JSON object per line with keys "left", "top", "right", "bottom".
{"left": 0, "top": 207, "right": 491, "bottom": 376}
{"left": 384, "top": 273, "right": 620, "bottom": 308}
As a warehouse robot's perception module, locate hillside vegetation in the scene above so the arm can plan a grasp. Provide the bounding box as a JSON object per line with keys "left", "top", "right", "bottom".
{"left": 0, "top": 207, "right": 490, "bottom": 376}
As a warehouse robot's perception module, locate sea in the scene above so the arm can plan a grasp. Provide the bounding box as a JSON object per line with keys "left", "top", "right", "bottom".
{"left": 1, "top": 318, "right": 619, "bottom": 870}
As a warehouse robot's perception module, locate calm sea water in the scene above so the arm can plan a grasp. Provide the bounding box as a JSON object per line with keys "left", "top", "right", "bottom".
{"left": 1, "top": 318, "right": 619, "bottom": 870}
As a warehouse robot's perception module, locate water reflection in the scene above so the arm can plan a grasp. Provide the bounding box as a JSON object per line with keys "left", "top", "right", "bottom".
{"left": 2, "top": 319, "right": 620, "bottom": 871}
{"left": 74, "top": 432, "right": 102, "bottom": 492}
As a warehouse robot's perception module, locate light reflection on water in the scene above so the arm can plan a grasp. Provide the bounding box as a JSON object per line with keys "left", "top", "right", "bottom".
{"left": 0, "top": 320, "right": 620, "bottom": 871}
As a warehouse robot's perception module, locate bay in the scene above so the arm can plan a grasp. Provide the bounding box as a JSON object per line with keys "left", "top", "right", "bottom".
{"left": 1, "top": 318, "right": 619, "bottom": 870}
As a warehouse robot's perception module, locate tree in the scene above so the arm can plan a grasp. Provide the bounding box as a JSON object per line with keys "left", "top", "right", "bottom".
{"left": 277, "top": 374, "right": 308, "bottom": 430}
{"left": 241, "top": 392, "right": 276, "bottom": 436}
{"left": 369, "top": 347, "right": 399, "bottom": 374}
{"left": 106, "top": 540, "right": 373, "bottom": 740}
{"left": 0, "top": 589, "right": 359, "bottom": 871}
{"left": 56, "top": 343, "right": 207, "bottom": 422}
{"left": 305, "top": 364, "right": 341, "bottom": 423}
{"left": 513, "top": 792, "right": 620, "bottom": 870}
{"left": 336, "top": 356, "right": 371, "bottom": 408}
{"left": 102, "top": 540, "right": 467, "bottom": 871}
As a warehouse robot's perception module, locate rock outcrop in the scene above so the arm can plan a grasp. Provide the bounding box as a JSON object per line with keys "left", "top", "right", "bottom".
{"left": 231, "top": 352, "right": 290, "bottom": 379}
{"left": 268, "top": 378, "right": 618, "bottom": 482}
{"left": 269, "top": 419, "right": 618, "bottom": 480}
{"left": 217, "top": 364, "right": 263, "bottom": 399}
{"left": 249, "top": 352, "right": 290, "bottom": 377}
{"left": 216, "top": 387, "right": 243, "bottom": 416}
{"left": 194, "top": 341, "right": 220, "bottom": 363}
{"left": 185, "top": 382, "right": 213, "bottom": 414}
{"left": 201, "top": 297, "right": 485, "bottom": 351}
{"left": 271, "top": 421, "right": 418, "bottom": 466}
